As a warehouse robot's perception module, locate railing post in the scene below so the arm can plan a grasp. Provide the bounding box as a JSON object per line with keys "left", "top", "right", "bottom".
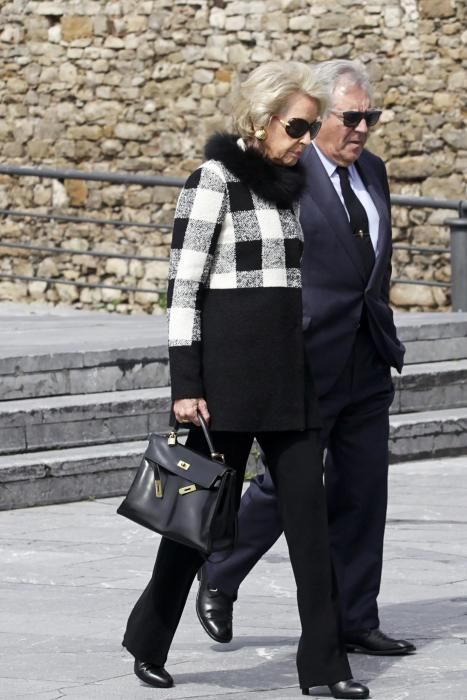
{"left": 446, "top": 217, "right": 467, "bottom": 312}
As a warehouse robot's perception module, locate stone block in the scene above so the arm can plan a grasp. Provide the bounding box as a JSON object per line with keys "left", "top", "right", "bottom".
{"left": 56, "top": 284, "right": 79, "bottom": 304}
{"left": 225, "top": 15, "right": 245, "bottom": 31}
{"left": 61, "top": 16, "right": 93, "bottom": 41}
{"left": 26, "top": 140, "right": 52, "bottom": 159}
{"left": 147, "top": 403, "right": 173, "bottom": 432}
{"left": 25, "top": 413, "right": 149, "bottom": 452}
{"left": 443, "top": 130, "right": 467, "bottom": 150}
{"left": 419, "top": 0, "right": 456, "bottom": 18}
{"left": 64, "top": 179, "right": 88, "bottom": 206}
{"left": 227, "top": 44, "right": 249, "bottom": 63}
{"left": 288, "top": 14, "right": 313, "bottom": 30}
{"left": 421, "top": 174, "right": 464, "bottom": 199}
{"left": 28, "top": 281, "right": 48, "bottom": 301}
{"left": 58, "top": 62, "right": 78, "bottom": 82}
{"left": 0, "top": 461, "right": 47, "bottom": 484}
{"left": 34, "top": 2, "right": 64, "bottom": 16}
{"left": 37, "top": 258, "right": 59, "bottom": 278}
{"left": 0, "top": 282, "right": 26, "bottom": 302}
{"left": 113, "top": 361, "right": 170, "bottom": 390}
{"left": 2, "top": 371, "right": 69, "bottom": 401}
{"left": 390, "top": 284, "right": 436, "bottom": 308}
{"left": 388, "top": 155, "right": 437, "bottom": 180}
{"left": 0, "top": 426, "right": 27, "bottom": 454}
{"left": 68, "top": 365, "right": 122, "bottom": 394}
{"left": 114, "top": 123, "right": 149, "bottom": 141}
{"left": 389, "top": 411, "right": 467, "bottom": 462}
{"left": 404, "top": 337, "right": 467, "bottom": 363}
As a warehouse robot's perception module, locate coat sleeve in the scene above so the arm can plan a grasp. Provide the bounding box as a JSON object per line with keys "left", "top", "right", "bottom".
{"left": 167, "top": 163, "right": 227, "bottom": 401}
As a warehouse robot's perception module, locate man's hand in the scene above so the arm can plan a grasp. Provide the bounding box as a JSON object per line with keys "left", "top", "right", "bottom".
{"left": 173, "top": 398, "right": 210, "bottom": 426}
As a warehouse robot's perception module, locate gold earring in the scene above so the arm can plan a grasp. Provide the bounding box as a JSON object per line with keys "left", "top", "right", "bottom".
{"left": 255, "top": 128, "right": 266, "bottom": 141}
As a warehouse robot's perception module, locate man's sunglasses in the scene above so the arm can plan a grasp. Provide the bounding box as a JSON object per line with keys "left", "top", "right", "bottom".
{"left": 330, "top": 109, "right": 382, "bottom": 128}
{"left": 278, "top": 117, "right": 322, "bottom": 140}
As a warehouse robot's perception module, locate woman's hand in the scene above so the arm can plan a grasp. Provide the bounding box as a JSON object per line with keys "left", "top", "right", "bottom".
{"left": 173, "top": 398, "right": 210, "bottom": 426}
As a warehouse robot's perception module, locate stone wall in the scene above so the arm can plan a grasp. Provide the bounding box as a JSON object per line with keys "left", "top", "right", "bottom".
{"left": 0, "top": 0, "right": 465, "bottom": 312}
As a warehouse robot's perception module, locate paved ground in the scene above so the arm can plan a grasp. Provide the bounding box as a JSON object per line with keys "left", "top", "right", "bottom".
{"left": 1, "top": 455, "right": 466, "bottom": 700}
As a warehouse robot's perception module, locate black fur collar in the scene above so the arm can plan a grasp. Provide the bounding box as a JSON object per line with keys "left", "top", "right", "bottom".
{"left": 204, "top": 132, "right": 306, "bottom": 207}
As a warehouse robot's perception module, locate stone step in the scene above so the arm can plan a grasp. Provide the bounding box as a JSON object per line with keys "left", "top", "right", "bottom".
{"left": 0, "top": 438, "right": 260, "bottom": 511}
{"left": 397, "top": 312, "right": 467, "bottom": 364}
{"left": 389, "top": 407, "right": 467, "bottom": 463}
{"left": 2, "top": 310, "right": 467, "bottom": 399}
{"left": 0, "top": 387, "right": 171, "bottom": 456}
{"left": 1, "top": 359, "right": 466, "bottom": 455}
{"left": 1, "top": 408, "right": 466, "bottom": 510}
{"left": 0, "top": 440, "right": 146, "bottom": 510}
{"left": 0, "top": 309, "right": 170, "bottom": 399}
{"left": 391, "top": 359, "right": 467, "bottom": 414}
{"left": 0, "top": 348, "right": 170, "bottom": 400}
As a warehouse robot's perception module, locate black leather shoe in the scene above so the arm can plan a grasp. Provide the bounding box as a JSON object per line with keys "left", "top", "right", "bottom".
{"left": 302, "top": 680, "right": 369, "bottom": 698}
{"left": 345, "top": 627, "right": 416, "bottom": 655}
{"left": 196, "top": 567, "right": 233, "bottom": 643}
{"left": 134, "top": 660, "right": 173, "bottom": 688}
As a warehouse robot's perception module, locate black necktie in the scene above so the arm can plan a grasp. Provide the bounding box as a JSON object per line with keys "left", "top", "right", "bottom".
{"left": 336, "top": 166, "right": 375, "bottom": 279}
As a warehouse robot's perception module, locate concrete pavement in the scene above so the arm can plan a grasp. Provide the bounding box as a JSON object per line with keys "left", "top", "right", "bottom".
{"left": 1, "top": 455, "right": 467, "bottom": 700}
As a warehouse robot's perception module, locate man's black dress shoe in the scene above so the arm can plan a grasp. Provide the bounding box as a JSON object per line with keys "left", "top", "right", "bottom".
{"left": 196, "top": 567, "right": 233, "bottom": 643}
{"left": 345, "top": 627, "right": 416, "bottom": 655}
{"left": 302, "top": 680, "right": 369, "bottom": 698}
{"left": 134, "top": 659, "right": 173, "bottom": 688}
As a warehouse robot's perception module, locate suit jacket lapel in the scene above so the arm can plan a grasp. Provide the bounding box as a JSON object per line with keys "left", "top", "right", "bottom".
{"left": 302, "top": 147, "right": 369, "bottom": 282}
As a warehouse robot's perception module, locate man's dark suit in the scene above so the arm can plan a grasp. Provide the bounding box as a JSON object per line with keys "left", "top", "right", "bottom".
{"left": 204, "top": 145, "right": 405, "bottom": 634}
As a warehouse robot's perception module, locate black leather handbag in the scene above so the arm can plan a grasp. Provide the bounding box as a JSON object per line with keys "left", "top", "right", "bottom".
{"left": 117, "top": 415, "right": 237, "bottom": 556}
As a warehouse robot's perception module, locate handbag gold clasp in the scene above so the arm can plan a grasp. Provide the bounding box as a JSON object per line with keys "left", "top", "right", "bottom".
{"left": 168, "top": 431, "right": 177, "bottom": 446}
{"left": 155, "top": 479, "right": 163, "bottom": 498}
{"left": 177, "top": 460, "right": 190, "bottom": 470}
{"left": 211, "top": 452, "right": 225, "bottom": 463}
{"left": 179, "top": 484, "right": 197, "bottom": 495}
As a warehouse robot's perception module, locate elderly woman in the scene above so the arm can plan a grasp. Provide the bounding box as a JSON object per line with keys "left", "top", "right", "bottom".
{"left": 123, "top": 61, "right": 369, "bottom": 699}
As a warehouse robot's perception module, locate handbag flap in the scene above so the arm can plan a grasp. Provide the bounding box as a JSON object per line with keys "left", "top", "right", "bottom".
{"left": 145, "top": 433, "right": 229, "bottom": 489}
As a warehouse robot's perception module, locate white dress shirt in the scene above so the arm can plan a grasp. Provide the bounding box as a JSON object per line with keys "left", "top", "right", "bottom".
{"left": 313, "top": 143, "right": 380, "bottom": 254}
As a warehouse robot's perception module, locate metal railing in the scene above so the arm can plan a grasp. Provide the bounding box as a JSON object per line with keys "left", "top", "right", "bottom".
{"left": 390, "top": 194, "right": 467, "bottom": 309}
{"left": 0, "top": 164, "right": 466, "bottom": 310}
{"left": 0, "top": 165, "right": 184, "bottom": 300}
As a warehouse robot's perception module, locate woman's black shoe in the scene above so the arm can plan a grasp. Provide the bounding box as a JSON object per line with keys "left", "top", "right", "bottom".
{"left": 301, "top": 679, "right": 369, "bottom": 698}
{"left": 134, "top": 659, "right": 173, "bottom": 688}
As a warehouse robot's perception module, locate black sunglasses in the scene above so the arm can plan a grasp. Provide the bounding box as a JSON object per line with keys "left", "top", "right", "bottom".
{"left": 331, "top": 109, "right": 382, "bottom": 128}
{"left": 278, "top": 117, "right": 322, "bottom": 140}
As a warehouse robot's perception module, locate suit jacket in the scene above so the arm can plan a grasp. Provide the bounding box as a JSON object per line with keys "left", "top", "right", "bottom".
{"left": 299, "top": 145, "right": 405, "bottom": 398}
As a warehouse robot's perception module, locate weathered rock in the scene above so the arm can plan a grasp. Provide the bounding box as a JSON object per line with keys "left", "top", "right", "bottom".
{"left": 37, "top": 258, "right": 60, "bottom": 278}
{"left": 61, "top": 16, "right": 94, "bottom": 41}
{"left": 390, "top": 283, "right": 436, "bottom": 308}
{"left": 105, "top": 258, "right": 128, "bottom": 277}
{"left": 64, "top": 180, "right": 88, "bottom": 206}
{"left": 419, "top": 0, "right": 456, "bottom": 18}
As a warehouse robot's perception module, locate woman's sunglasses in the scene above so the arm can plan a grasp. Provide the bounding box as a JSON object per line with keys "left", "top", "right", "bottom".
{"left": 330, "top": 109, "right": 382, "bottom": 128}
{"left": 278, "top": 117, "right": 322, "bottom": 140}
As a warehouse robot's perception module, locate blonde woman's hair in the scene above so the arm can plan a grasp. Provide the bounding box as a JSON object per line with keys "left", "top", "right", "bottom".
{"left": 233, "top": 61, "right": 328, "bottom": 140}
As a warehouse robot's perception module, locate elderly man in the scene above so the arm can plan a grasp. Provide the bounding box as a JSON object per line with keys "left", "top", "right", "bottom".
{"left": 196, "top": 59, "right": 416, "bottom": 657}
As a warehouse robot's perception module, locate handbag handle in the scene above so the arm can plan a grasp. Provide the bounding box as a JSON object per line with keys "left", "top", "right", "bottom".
{"left": 170, "top": 412, "right": 225, "bottom": 463}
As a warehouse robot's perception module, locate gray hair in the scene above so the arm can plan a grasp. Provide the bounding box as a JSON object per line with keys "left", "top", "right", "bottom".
{"left": 233, "top": 61, "right": 328, "bottom": 140}
{"left": 313, "top": 60, "right": 373, "bottom": 112}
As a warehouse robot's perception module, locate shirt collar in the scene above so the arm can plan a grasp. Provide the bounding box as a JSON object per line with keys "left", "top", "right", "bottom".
{"left": 312, "top": 143, "right": 358, "bottom": 180}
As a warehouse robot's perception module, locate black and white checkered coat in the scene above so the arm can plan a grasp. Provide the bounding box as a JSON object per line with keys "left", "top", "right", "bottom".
{"left": 168, "top": 133, "right": 317, "bottom": 431}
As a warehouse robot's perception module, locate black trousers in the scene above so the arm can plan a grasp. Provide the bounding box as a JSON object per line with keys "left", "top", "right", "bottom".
{"left": 123, "top": 428, "right": 351, "bottom": 688}
{"left": 205, "top": 325, "right": 395, "bottom": 633}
